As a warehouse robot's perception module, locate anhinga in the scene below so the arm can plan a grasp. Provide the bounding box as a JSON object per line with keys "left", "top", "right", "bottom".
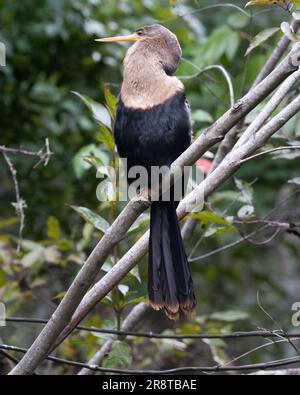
{"left": 96, "top": 24, "right": 196, "bottom": 320}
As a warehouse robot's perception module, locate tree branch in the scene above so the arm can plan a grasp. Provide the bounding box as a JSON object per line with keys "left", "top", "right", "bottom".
{"left": 3, "top": 343, "right": 300, "bottom": 374}
{"left": 2, "top": 153, "right": 26, "bottom": 253}
{"left": 0, "top": 138, "right": 52, "bottom": 167}
{"left": 6, "top": 316, "right": 300, "bottom": 340}
{"left": 181, "top": 32, "right": 300, "bottom": 240}
{"left": 253, "top": 19, "right": 300, "bottom": 86}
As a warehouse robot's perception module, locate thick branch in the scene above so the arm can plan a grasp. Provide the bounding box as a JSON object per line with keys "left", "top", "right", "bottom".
{"left": 253, "top": 20, "right": 300, "bottom": 86}
{"left": 182, "top": 34, "right": 300, "bottom": 240}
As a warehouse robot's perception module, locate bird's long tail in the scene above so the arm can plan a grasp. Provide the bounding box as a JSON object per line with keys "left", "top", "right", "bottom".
{"left": 148, "top": 197, "right": 196, "bottom": 320}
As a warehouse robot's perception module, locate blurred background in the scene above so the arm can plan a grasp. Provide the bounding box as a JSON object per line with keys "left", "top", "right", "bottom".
{"left": 0, "top": 0, "right": 300, "bottom": 374}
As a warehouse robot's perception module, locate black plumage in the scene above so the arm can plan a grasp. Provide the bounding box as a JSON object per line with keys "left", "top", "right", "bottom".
{"left": 114, "top": 92, "right": 191, "bottom": 170}
{"left": 97, "top": 24, "right": 197, "bottom": 320}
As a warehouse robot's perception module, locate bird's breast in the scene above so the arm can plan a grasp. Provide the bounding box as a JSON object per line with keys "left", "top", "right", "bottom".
{"left": 120, "top": 75, "right": 184, "bottom": 110}
{"left": 114, "top": 90, "right": 192, "bottom": 170}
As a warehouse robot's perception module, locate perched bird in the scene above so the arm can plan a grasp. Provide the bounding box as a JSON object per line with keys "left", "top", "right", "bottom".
{"left": 96, "top": 24, "right": 196, "bottom": 320}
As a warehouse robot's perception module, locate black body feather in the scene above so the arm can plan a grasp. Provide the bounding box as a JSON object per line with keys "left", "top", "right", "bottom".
{"left": 114, "top": 91, "right": 196, "bottom": 319}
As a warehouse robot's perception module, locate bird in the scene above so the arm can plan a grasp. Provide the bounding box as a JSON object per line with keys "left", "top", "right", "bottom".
{"left": 96, "top": 24, "right": 196, "bottom": 320}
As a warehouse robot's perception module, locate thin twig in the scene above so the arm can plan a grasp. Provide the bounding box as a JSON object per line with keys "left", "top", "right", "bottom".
{"left": 2, "top": 343, "right": 300, "bottom": 374}
{"left": 179, "top": 62, "right": 235, "bottom": 108}
{"left": 0, "top": 349, "right": 20, "bottom": 365}
{"left": 160, "top": 3, "right": 251, "bottom": 24}
{"left": 2, "top": 153, "right": 26, "bottom": 253}
{"left": 257, "top": 292, "right": 300, "bottom": 357}
{"left": 0, "top": 139, "right": 52, "bottom": 168}
{"left": 6, "top": 316, "right": 300, "bottom": 340}
{"left": 240, "top": 145, "right": 300, "bottom": 163}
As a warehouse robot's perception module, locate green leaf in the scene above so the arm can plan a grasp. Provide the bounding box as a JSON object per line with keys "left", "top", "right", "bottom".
{"left": 192, "top": 210, "right": 233, "bottom": 227}
{"left": 98, "top": 124, "right": 115, "bottom": 151}
{"left": 0, "top": 269, "right": 6, "bottom": 287}
{"left": 72, "top": 143, "right": 106, "bottom": 178}
{"left": 192, "top": 109, "right": 213, "bottom": 124}
{"left": 53, "top": 291, "right": 67, "bottom": 300}
{"left": 210, "top": 310, "right": 249, "bottom": 322}
{"left": 227, "top": 12, "right": 250, "bottom": 29}
{"left": 103, "top": 341, "right": 132, "bottom": 368}
{"left": 103, "top": 83, "right": 117, "bottom": 119}
{"left": 193, "top": 210, "right": 236, "bottom": 237}
{"left": 245, "top": 27, "right": 280, "bottom": 56}
{"left": 72, "top": 91, "right": 111, "bottom": 127}
{"left": 0, "top": 217, "right": 19, "bottom": 230}
{"left": 83, "top": 155, "right": 103, "bottom": 171}
{"left": 126, "top": 295, "right": 148, "bottom": 305}
{"left": 21, "top": 248, "right": 44, "bottom": 268}
{"left": 92, "top": 317, "right": 117, "bottom": 340}
{"left": 202, "top": 26, "right": 240, "bottom": 64}
{"left": 70, "top": 205, "right": 110, "bottom": 233}
{"left": 47, "top": 216, "right": 61, "bottom": 239}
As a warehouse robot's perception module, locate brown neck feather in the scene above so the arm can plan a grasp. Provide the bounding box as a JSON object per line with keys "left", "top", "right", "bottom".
{"left": 120, "top": 38, "right": 183, "bottom": 110}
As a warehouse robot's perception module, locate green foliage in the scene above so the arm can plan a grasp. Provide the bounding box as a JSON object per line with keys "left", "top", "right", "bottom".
{"left": 70, "top": 205, "right": 110, "bottom": 233}
{"left": 1, "top": 0, "right": 299, "bottom": 375}
{"left": 102, "top": 341, "right": 133, "bottom": 368}
{"left": 245, "top": 27, "right": 280, "bottom": 56}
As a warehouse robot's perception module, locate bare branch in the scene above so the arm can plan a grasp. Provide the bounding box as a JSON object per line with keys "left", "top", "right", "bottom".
{"left": 240, "top": 145, "right": 300, "bottom": 163}
{"left": 3, "top": 343, "right": 300, "bottom": 374}
{"left": 5, "top": 316, "right": 300, "bottom": 340}
{"left": 253, "top": 20, "right": 300, "bottom": 86}
{"left": 182, "top": 34, "right": 300, "bottom": 240}
{"left": 234, "top": 67, "right": 300, "bottom": 149}
{"left": 0, "top": 138, "right": 53, "bottom": 167}
{"left": 2, "top": 153, "right": 26, "bottom": 252}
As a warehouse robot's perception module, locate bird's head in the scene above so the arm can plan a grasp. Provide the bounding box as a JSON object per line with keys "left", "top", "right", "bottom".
{"left": 96, "top": 24, "right": 182, "bottom": 76}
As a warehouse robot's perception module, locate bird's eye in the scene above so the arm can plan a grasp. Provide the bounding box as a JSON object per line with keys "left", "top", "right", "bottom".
{"left": 136, "top": 29, "right": 144, "bottom": 36}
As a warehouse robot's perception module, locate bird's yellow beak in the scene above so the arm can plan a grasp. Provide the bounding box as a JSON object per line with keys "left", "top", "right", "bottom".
{"left": 95, "top": 33, "right": 139, "bottom": 43}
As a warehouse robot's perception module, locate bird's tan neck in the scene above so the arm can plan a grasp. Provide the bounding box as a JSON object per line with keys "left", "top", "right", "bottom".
{"left": 120, "top": 52, "right": 183, "bottom": 110}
